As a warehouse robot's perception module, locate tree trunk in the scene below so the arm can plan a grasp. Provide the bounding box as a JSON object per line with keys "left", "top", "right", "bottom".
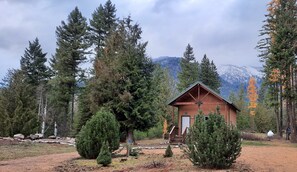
{"left": 71, "top": 93, "right": 75, "bottom": 131}
{"left": 274, "top": 83, "right": 281, "bottom": 136}
{"left": 275, "top": 108, "right": 280, "bottom": 135}
{"left": 126, "top": 129, "right": 135, "bottom": 156}
{"left": 279, "top": 84, "right": 283, "bottom": 138}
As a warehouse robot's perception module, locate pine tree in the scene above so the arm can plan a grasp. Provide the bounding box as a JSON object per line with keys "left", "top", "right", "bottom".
{"left": 97, "top": 141, "right": 112, "bottom": 166}
{"left": 20, "top": 38, "right": 48, "bottom": 86}
{"left": 200, "top": 55, "right": 221, "bottom": 93}
{"left": 177, "top": 44, "right": 199, "bottom": 91}
{"left": 89, "top": 16, "right": 158, "bottom": 145}
{"left": 164, "top": 145, "right": 173, "bottom": 157}
{"left": 257, "top": 0, "right": 297, "bottom": 140}
{"left": 75, "top": 1, "right": 118, "bottom": 132}
{"left": 185, "top": 113, "right": 241, "bottom": 168}
{"left": 0, "top": 70, "right": 38, "bottom": 136}
{"left": 76, "top": 108, "right": 119, "bottom": 159}
{"left": 152, "top": 65, "right": 177, "bottom": 125}
{"left": 50, "top": 7, "right": 89, "bottom": 136}
{"left": 20, "top": 38, "right": 49, "bottom": 135}
{"left": 89, "top": 0, "right": 117, "bottom": 53}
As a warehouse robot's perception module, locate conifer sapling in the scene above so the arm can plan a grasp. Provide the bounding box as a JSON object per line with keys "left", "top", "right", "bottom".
{"left": 164, "top": 145, "right": 173, "bottom": 158}
{"left": 97, "top": 141, "right": 112, "bottom": 166}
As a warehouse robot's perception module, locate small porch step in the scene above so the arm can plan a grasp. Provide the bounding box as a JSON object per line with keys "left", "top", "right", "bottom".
{"left": 169, "top": 136, "right": 183, "bottom": 144}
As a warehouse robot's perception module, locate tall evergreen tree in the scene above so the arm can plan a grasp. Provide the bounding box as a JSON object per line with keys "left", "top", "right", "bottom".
{"left": 75, "top": 1, "right": 118, "bottom": 133}
{"left": 20, "top": 38, "right": 48, "bottom": 86}
{"left": 89, "top": 0, "right": 117, "bottom": 53}
{"left": 0, "top": 70, "right": 38, "bottom": 136}
{"left": 20, "top": 38, "right": 49, "bottom": 135}
{"left": 50, "top": 7, "right": 89, "bottom": 136}
{"left": 257, "top": 0, "right": 297, "bottom": 141}
{"left": 210, "top": 60, "right": 221, "bottom": 92}
{"left": 152, "top": 65, "right": 178, "bottom": 124}
{"left": 89, "top": 16, "right": 158, "bottom": 144}
{"left": 177, "top": 44, "right": 199, "bottom": 91}
{"left": 200, "top": 54, "right": 221, "bottom": 93}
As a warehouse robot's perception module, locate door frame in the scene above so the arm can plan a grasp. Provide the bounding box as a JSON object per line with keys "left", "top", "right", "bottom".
{"left": 181, "top": 115, "right": 191, "bottom": 135}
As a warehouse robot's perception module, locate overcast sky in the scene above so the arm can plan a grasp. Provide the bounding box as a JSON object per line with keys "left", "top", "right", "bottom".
{"left": 0, "top": 0, "right": 269, "bottom": 80}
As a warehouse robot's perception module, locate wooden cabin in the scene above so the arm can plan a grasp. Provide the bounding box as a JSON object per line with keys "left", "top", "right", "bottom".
{"left": 168, "top": 81, "right": 239, "bottom": 143}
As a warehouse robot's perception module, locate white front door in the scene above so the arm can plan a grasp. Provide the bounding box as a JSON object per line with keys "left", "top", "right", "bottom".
{"left": 182, "top": 116, "right": 190, "bottom": 134}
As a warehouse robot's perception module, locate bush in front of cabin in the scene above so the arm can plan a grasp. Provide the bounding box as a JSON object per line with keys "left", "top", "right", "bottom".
{"left": 184, "top": 113, "right": 241, "bottom": 169}
{"left": 76, "top": 108, "right": 120, "bottom": 159}
{"left": 97, "top": 141, "right": 112, "bottom": 166}
{"left": 164, "top": 144, "right": 173, "bottom": 157}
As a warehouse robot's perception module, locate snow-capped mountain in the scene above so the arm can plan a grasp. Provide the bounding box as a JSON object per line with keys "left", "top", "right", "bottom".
{"left": 218, "top": 64, "right": 263, "bottom": 98}
{"left": 218, "top": 65, "right": 263, "bottom": 84}
{"left": 153, "top": 56, "right": 263, "bottom": 99}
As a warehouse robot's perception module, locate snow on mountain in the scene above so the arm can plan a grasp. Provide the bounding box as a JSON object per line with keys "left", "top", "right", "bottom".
{"left": 218, "top": 64, "right": 263, "bottom": 85}
{"left": 153, "top": 56, "right": 263, "bottom": 99}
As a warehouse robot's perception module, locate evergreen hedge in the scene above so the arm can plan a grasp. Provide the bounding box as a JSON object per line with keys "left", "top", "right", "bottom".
{"left": 185, "top": 113, "right": 241, "bottom": 169}
{"left": 76, "top": 108, "right": 120, "bottom": 159}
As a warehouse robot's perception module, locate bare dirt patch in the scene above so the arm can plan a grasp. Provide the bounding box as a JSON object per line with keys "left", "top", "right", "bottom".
{"left": 0, "top": 152, "right": 79, "bottom": 172}
{"left": 0, "top": 139, "right": 297, "bottom": 172}
{"left": 0, "top": 142, "right": 75, "bottom": 161}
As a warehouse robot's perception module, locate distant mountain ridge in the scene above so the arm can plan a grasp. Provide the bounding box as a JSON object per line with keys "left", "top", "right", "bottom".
{"left": 153, "top": 56, "right": 263, "bottom": 99}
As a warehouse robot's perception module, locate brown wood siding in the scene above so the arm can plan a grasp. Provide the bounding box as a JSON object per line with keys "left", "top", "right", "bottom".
{"left": 174, "top": 84, "right": 238, "bottom": 136}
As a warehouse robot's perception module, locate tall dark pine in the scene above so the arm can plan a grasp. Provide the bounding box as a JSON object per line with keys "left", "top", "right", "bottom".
{"left": 210, "top": 60, "right": 221, "bottom": 93}
{"left": 20, "top": 38, "right": 48, "bottom": 86}
{"left": 50, "top": 7, "right": 89, "bottom": 136}
{"left": 89, "top": 0, "right": 117, "bottom": 54}
{"left": 200, "top": 55, "right": 221, "bottom": 93}
{"left": 177, "top": 44, "right": 199, "bottom": 92}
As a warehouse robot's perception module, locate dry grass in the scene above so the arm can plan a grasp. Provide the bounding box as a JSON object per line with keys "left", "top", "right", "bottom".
{"left": 0, "top": 142, "right": 76, "bottom": 161}
{"left": 70, "top": 148, "right": 251, "bottom": 172}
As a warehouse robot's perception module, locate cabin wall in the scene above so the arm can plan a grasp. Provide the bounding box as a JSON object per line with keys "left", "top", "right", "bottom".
{"left": 177, "top": 103, "right": 237, "bottom": 135}
{"left": 229, "top": 108, "right": 237, "bottom": 126}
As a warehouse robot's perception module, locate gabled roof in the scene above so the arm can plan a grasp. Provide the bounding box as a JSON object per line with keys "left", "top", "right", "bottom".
{"left": 168, "top": 81, "right": 240, "bottom": 111}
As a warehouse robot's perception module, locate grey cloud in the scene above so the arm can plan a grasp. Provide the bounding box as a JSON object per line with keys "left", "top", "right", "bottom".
{"left": 0, "top": 0, "right": 270, "bottom": 80}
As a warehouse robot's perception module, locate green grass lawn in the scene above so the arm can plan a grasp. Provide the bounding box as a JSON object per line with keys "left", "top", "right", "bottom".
{"left": 0, "top": 142, "right": 76, "bottom": 161}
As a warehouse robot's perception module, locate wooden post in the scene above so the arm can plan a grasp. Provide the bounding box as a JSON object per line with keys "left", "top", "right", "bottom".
{"left": 172, "top": 106, "right": 175, "bottom": 124}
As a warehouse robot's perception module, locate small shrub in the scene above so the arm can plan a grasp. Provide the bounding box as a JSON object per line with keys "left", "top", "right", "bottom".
{"left": 164, "top": 145, "right": 173, "bottom": 157}
{"left": 134, "top": 122, "right": 163, "bottom": 140}
{"left": 97, "top": 141, "right": 112, "bottom": 166}
{"left": 76, "top": 108, "right": 120, "bottom": 159}
{"left": 147, "top": 123, "right": 163, "bottom": 139}
{"left": 134, "top": 130, "right": 147, "bottom": 140}
{"left": 129, "top": 148, "right": 140, "bottom": 157}
{"left": 185, "top": 113, "right": 241, "bottom": 169}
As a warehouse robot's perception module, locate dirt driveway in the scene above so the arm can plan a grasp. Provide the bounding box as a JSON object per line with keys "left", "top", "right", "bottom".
{"left": 237, "top": 145, "right": 297, "bottom": 172}
{"left": 0, "top": 152, "right": 79, "bottom": 172}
